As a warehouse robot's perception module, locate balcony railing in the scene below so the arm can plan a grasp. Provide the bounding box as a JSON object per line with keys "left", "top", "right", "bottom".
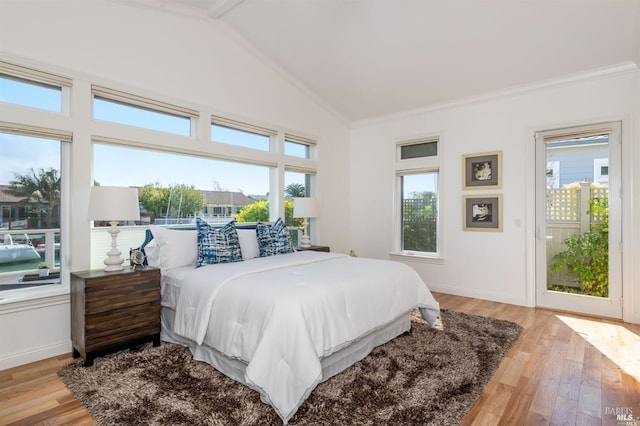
{"left": 0, "top": 228, "right": 60, "bottom": 292}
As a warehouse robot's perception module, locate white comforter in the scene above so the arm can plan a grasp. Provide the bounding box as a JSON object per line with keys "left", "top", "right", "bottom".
{"left": 173, "top": 251, "right": 440, "bottom": 423}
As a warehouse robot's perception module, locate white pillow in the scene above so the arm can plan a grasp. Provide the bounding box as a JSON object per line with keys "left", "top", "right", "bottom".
{"left": 149, "top": 225, "right": 197, "bottom": 271}
{"left": 144, "top": 240, "right": 160, "bottom": 268}
{"left": 237, "top": 228, "right": 260, "bottom": 260}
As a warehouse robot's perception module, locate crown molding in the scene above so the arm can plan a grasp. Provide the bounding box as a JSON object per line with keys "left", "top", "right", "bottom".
{"left": 352, "top": 62, "right": 639, "bottom": 129}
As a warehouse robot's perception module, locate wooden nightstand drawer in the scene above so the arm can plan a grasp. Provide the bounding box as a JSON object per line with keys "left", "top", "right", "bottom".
{"left": 71, "top": 266, "right": 161, "bottom": 366}
{"left": 86, "top": 302, "right": 160, "bottom": 332}
{"left": 85, "top": 284, "right": 160, "bottom": 314}
{"left": 85, "top": 305, "right": 160, "bottom": 351}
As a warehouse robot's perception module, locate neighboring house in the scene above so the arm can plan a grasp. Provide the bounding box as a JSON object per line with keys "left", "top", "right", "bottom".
{"left": 546, "top": 135, "right": 609, "bottom": 188}
{"left": 0, "top": 184, "right": 40, "bottom": 229}
{"left": 201, "top": 190, "right": 255, "bottom": 217}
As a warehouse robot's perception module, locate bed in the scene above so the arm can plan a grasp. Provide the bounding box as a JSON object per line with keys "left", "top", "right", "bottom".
{"left": 137, "top": 218, "right": 440, "bottom": 424}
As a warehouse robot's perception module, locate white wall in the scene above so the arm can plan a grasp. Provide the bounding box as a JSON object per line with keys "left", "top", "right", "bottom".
{"left": 350, "top": 69, "right": 640, "bottom": 323}
{"left": 0, "top": 0, "right": 350, "bottom": 369}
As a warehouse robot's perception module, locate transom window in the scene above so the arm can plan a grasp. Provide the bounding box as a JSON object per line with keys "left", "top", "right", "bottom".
{"left": 400, "top": 140, "right": 437, "bottom": 160}
{"left": 285, "top": 134, "right": 316, "bottom": 159}
{"left": 94, "top": 97, "right": 192, "bottom": 136}
{"left": 92, "top": 86, "right": 196, "bottom": 137}
{"left": 0, "top": 60, "right": 70, "bottom": 114}
{"left": 211, "top": 116, "right": 275, "bottom": 152}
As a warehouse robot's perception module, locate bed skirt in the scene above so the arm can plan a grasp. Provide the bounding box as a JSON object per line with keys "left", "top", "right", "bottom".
{"left": 160, "top": 306, "right": 411, "bottom": 408}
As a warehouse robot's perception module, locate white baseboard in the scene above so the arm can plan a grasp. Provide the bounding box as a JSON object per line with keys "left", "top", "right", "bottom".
{"left": 428, "top": 284, "right": 529, "bottom": 308}
{"left": 0, "top": 340, "right": 72, "bottom": 371}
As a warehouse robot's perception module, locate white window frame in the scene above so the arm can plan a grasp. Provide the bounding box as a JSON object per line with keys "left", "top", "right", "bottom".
{"left": 92, "top": 85, "right": 198, "bottom": 137}
{"left": 284, "top": 133, "right": 316, "bottom": 159}
{"left": 0, "top": 127, "right": 70, "bottom": 302}
{"left": 211, "top": 115, "right": 277, "bottom": 152}
{"left": 0, "top": 61, "right": 73, "bottom": 306}
{"left": 0, "top": 60, "right": 319, "bottom": 305}
{"left": 392, "top": 137, "right": 442, "bottom": 261}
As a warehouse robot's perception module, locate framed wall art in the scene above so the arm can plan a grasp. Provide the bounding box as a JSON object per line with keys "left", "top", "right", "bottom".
{"left": 462, "top": 150, "right": 502, "bottom": 190}
{"left": 463, "top": 194, "right": 503, "bottom": 232}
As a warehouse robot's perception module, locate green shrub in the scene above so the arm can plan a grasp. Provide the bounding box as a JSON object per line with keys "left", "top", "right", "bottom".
{"left": 549, "top": 197, "right": 608, "bottom": 297}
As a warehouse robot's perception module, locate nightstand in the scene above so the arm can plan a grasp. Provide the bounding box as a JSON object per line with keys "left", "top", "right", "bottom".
{"left": 296, "top": 245, "right": 330, "bottom": 252}
{"left": 70, "top": 266, "right": 161, "bottom": 366}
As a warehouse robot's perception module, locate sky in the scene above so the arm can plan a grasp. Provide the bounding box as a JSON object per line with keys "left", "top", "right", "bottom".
{"left": 0, "top": 133, "right": 61, "bottom": 185}
{"left": 93, "top": 143, "right": 273, "bottom": 195}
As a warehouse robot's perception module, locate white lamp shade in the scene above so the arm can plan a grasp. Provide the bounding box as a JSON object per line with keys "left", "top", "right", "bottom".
{"left": 293, "top": 197, "right": 318, "bottom": 218}
{"left": 89, "top": 186, "right": 140, "bottom": 221}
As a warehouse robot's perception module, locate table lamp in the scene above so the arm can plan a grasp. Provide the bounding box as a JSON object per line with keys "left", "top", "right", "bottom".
{"left": 293, "top": 197, "right": 318, "bottom": 248}
{"left": 89, "top": 186, "right": 140, "bottom": 271}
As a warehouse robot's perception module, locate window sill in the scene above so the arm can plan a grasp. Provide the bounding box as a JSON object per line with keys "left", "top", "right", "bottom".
{"left": 0, "top": 284, "right": 70, "bottom": 314}
{"left": 390, "top": 252, "right": 444, "bottom": 265}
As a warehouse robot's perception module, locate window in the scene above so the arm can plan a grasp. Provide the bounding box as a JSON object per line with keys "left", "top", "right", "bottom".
{"left": 0, "top": 128, "right": 68, "bottom": 290}
{"left": 284, "top": 170, "right": 314, "bottom": 246}
{"left": 92, "top": 86, "right": 196, "bottom": 136}
{"left": 395, "top": 138, "right": 440, "bottom": 257}
{"left": 593, "top": 158, "right": 609, "bottom": 184}
{"left": 91, "top": 143, "right": 272, "bottom": 269}
{"left": 1, "top": 61, "right": 319, "bottom": 279}
{"left": 0, "top": 61, "right": 70, "bottom": 113}
{"left": 0, "top": 75, "right": 62, "bottom": 112}
{"left": 285, "top": 134, "right": 316, "bottom": 159}
{"left": 211, "top": 116, "right": 276, "bottom": 152}
{"left": 400, "top": 140, "right": 437, "bottom": 160}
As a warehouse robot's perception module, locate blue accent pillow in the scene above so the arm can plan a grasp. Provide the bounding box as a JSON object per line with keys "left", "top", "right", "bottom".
{"left": 256, "top": 218, "right": 295, "bottom": 257}
{"left": 130, "top": 229, "right": 154, "bottom": 266}
{"left": 196, "top": 218, "right": 243, "bottom": 267}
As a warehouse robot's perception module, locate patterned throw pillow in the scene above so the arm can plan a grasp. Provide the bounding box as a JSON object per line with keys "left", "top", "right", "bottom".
{"left": 256, "top": 218, "right": 295, "bottom": 257}
{"left": 129, "top": 228, "right": 153, "bottom": 266}
{"left": 196, "top": 218, "right": 243, "bottom": 267}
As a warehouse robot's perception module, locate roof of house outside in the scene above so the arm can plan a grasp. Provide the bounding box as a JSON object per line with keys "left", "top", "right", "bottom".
{"left": 130, "top": 187, "right": 255, "bottom": 207}
{"left": 0, "top": 185, "right": 37, "bottom": 203}
{"left": 201, "top": 190, "right": 254, "bottom": 206}
{"left": 1, "top": 185, "right": 257, "bottom": 207}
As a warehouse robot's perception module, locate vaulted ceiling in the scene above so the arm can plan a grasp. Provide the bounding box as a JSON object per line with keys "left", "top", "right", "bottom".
{"left": 113, "top": 0, "right": 640, "bottom": 122}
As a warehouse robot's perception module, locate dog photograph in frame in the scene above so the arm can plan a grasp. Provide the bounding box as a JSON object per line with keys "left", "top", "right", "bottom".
{"left": 462, "top": 151, "right": 502, "bottom": 190}
{"left": 463, "top": 194, "right": 503, "bottom": 231}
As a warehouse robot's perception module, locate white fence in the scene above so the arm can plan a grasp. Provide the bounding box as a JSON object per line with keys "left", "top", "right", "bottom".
{"left": 546, "top": 182, "right": 608, "bottom": 287}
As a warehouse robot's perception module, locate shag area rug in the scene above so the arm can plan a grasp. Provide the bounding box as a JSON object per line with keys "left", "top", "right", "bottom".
{"left": 58, "top": 310, "right": 522, "bottom": 425}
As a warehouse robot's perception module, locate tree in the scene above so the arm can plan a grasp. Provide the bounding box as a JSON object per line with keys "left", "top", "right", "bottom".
{"left": 139, "top": 183, "right": 169, "bottom": 218}
{"left": 285, "top": 183, "right": 306, "bottom": 198}
{"left": 402, "top": 191, "right": 437, "bottom": 253}
{"left": 139, "top": 183, "right": 206, "bottom": 219}
{"left": 235, "top": 199, "right": 302, "bottom": 228}
{"left": 167, "top": 184, "right": 206, "bottom": 219}
{"left": 235, "top": 199, "right": 270, "bottom": 222}
{"left": 283, "top": 199, "right": 301, "bottom": 227}
{"left": 4, "top": 167, "right": 60, "bottom": 228}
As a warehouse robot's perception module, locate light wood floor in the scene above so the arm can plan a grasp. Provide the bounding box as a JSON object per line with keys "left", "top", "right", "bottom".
{"left": 1, "top": 293, "right": 639, "bottom": 425}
